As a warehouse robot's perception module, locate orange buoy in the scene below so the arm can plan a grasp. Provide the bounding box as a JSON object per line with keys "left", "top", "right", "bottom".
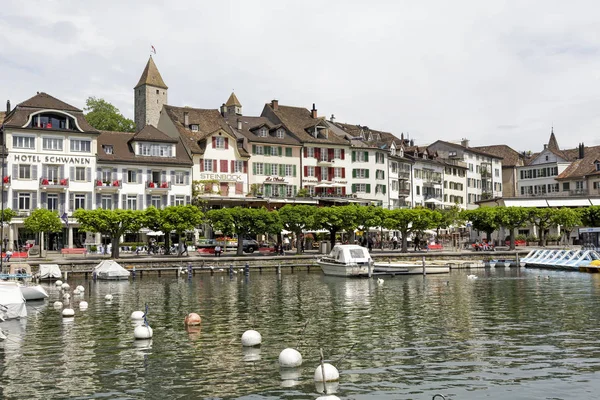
{"left": 184, "top": 313, "right": 202, "bottom": 326}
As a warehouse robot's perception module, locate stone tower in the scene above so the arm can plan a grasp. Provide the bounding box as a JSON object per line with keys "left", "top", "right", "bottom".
{"left": 220, "top": 92, "right": 242, "bottom": 117}
{"left": 134, "top": 56, "right": 168, "bottom": 132}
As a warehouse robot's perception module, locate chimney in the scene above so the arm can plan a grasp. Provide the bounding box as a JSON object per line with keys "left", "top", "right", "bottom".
{"left": 271, "top": 99, "right": 279, "bottom": 111}
{"left": 543, "top": 144, "right": 547, "bottom": 149}
{"left": 311, "top": 103, "right": 317, "bottom": 119}
{"left": 410, "top": 139, "right": 415, "bottom": 147}
{"left": 330, "top": 114, "right": 335, "bottom": 123}
{"left": 237, "top": 119, "right": 242, "bottom": 130}
{"left": 184, "top": 112, "right": 189, "bottom": 127}
{"left": 461, "top": 138, "right": 470, "bottom": 148}
{"left": 220, "top": 103, "right": 226, "bottom": 116}
{"left": 6, "top": 100, "right": 10, "bottom": 113}
{"left": 579, "top": 143, "right": 585, "bottom": 159}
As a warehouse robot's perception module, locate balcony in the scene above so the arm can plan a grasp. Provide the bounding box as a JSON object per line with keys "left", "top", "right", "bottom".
{"left": 2, "top": 176, "right": 10, "bottom": 189}
{"left": 517, "top": 189, "right": 596, "bottom": 198}
{"left": 398, "top": 171, "right": 410, "bottom": 180}
{"left": 40, "top": 177, "right": 69, "bottom": 191}
{"left": 316, "top": 157, "right": 333, "bottom": 166}
{"left": 424, "top": 193, "right": 442, "bottom": 201}
{"left": 95, "top": 179, "right": 122, "bottom": 192}
{"left": 398, "top": 186, "right": 410, "bottom": 197}
{"left": 146, "top": 181, "right": 171, "bottom": 192}
{"left": 423, "top": 174, "right": 442, "bottom": 185}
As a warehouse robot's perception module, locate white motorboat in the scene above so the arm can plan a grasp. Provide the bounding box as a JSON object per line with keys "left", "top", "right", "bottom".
{"left": 94, "top": 260, "right": 130, "bottom": 280}
{"left": 19, "top": 284, "right": 48, "bottom": 301}
{"left": 317, "top": 245, "right": 373, "bottom": 277}
{"left": 0, "top": 282, "right": 27, "bottom": 320}
{"left": 373, "top": 262, "right": 450, "bottom": 275}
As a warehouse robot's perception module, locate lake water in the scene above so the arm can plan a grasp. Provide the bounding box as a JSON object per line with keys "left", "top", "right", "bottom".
{"left": 2, "top": 267, "right": 600, "bottom": 399}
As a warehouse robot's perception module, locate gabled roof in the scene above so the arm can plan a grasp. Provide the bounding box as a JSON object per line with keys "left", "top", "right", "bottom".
{"left": 428, "top": 140, "right": 502, "bottom": 159}
{"left": 97, "top": 130, "right": 192, "bottom": 166}
{"left": 225, "top": 92, "right": 241, "bottom": 107}
{"left": 471, "top": 144, "right": 525, "bottom": 167}
{"left": 0, "top": 111, "right": 5, "bottom": 125}
{"left": 556, "top": 145, "right": 600, "bottom": 180}
{"left": 18, "top": 92, "right": 81, "bottom": 112}
{"left": 224, "top": 115, "right": 301, "bottom": 146}
{"left": 131, "top": 125, "right": 178, "bottom": 143}
{"left": 332, "top": 122, "right": 404, "bottom": 150}
{"left": 135, "top": 56, "right": 168, "bottom": 89}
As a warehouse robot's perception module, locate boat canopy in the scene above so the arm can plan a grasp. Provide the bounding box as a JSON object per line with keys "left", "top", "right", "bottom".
{"left": 94, "top": 260, "right": 130, "bottom": 279}
{"left": 327, "top": 245, "right": 372, "bottom": 264}
{"left": 39, "top": 264, "right": 62, "bottom": 279}
{"left": 0, "top": 281, "right": 27, "bottom": 319}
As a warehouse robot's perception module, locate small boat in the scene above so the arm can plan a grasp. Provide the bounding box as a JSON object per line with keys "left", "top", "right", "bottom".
{"left": 373, "top": 262, "right": 450, "bottom": 275}
{"left": 38, "top": 264, "right": 62, "bottom": 280}
{"left": 0, "top": 282, "right": 27, "bottom": 320}
{"left": 19, "top": 284, "right": 48, "bottom": 301}
{"left": 317, "top": 245, "right": 373, "bottom": 277}
{"left": 93, "top": 260, "right": 130, "bottom": 280}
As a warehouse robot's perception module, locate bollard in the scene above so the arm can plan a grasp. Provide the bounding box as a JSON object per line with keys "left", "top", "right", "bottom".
{"left": 277, "top": 263, "right": 281, "bottom": 275}
{"left": 422, "top": 256, "right": 426, "bottom": 277}
{"left": 244, "top": 263, "right": 250, "bottom": 276}
{"left": 131, "top": 266, "right": 136, "bottom": 278}
{"left": 63, "top": 271, "right": 68, "bottom": 281}
{"left": 229, "top": 264, "right": 234, "bottom": 274}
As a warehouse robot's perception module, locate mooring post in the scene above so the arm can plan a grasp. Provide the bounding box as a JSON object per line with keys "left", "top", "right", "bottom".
{"left": 277, "top": 262, "right": 281, "bottom": 275}
{"left": 158, "top": 270, "right": 161, "bottom": 277}
{"left": 229, "top": 264, "right": 234, "bottom": 274}
{"left": 422, "top": 256, "right": 426, "bottom": 277}
{"left": 516, "top": 252, "right": 520, "bottom": 267}
{"left": 244, "top": 262, "right": 250, "bottom": 276}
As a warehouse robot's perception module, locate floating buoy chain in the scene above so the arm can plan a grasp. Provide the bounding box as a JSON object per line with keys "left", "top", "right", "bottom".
{"left": 334, "top": 342, "right": 357, "bottom": 367}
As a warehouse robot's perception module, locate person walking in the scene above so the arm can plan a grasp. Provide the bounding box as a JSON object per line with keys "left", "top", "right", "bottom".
{"left": 214, "top": 245, "right": 222, "bottom": 257}
{"left": 392, "top": 235, "right": 398, "bottom": 250}
{"left": 4, "top": 249, "right": 12, "bottom": 262}
{"left": 181, "top": 240, "right": 189, "bottom": 256}
{"left": 413, "top": 236, "right": 420, "bottom": 251}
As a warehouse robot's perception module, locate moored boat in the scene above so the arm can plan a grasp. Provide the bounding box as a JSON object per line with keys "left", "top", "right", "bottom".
{"left": 94, "top": 260, "right": 130, "bottom": 280}
{"left": 19, "top": 284, "right": 48, "bottom": 301}
{"left": 0, "top": 282, "right": 27, "bottom": 320}
{"left": 317, "top": 245, "right": 373, "bottom": 277}
{"left": 373, "top": 262, "right": 450, "bottom": 275}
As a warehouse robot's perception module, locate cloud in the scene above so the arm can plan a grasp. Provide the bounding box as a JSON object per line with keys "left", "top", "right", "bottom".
{"left": 1, "top": 0, "right": 600, "bottom": 153}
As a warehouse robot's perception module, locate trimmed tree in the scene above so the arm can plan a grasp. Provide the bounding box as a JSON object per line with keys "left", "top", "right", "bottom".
{"left": 278, "top": 204, "right": 316, "bottom": 254}
{"left": 527, "top": 208, "right": 557, "bottom": 247}
{"left": 579, "top": 205, "right": 600, "bottom": 227}
{"left": 23, "top": 209, "right": 63, "bottom": 256}
{"left": 73, "top": 209, "right": 145, "bottom": 258}
{"left": 461, "top": 207, "right": 499, "bottom": 242}
{"left": 496, "top": 207, "right": 531, "bottom": 250}
{"left": 383, "top": 208, "right": 437, "bottom": 253}
{"left": 313, "top": 205, "right": 357, "bottom": 249}
{"left": 353, "top": 205, "right": 385, "bottom": 246}
{"left": 552, "top": 207, "right": 582, "bottom": 246}
{"left": 143, "top": 205, "right": 203, "bottom": 255}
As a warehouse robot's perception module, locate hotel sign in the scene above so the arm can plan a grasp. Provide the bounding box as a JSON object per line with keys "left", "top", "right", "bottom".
{"left": 14, "top": 154, "right": 92, "bottom": 164}
{"left": 265, "top": 176, "right": 286, "bottom": 183}
{"left": 199, "top": 173, "right": 244, "bottom": 182}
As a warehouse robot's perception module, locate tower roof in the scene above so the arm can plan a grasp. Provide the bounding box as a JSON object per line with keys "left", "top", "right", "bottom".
{"left": 548, "top": 127, "right": 560, "bottom": 152}
{"left": 135, "top": 56, "right": 168, "bottom": 90}
{"left": 225, "top": 92, "right": 242, "bottom": 107}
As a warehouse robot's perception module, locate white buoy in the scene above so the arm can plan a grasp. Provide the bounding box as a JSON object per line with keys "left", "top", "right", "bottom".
{"left": 73, "top": 289, "right": 81, "bottom": 295}
{"left": 316, "top": 396, "right": 341, "bottom": 400}
{"left": 105, "top": 294, "right": 113, "bottom": 301}
{"left": 467, "top": 275, "right": 478, "bottom": 280}
{"left": 61, "top": 283, "right": 70, "bottom": 290}
{"left": 53, "top": 301, "right": 63, "bottom": 308}
{"left": 279, "top": 348, "right": 303, "bottom": 367}
{"left": 63, "top": 293, "right": 71, "bottom": 299}
{"left": 314, "top": 363, "right": 340, "bottom": 382}
{"left": 131, "top": 311, "right": 145, "bottom": 320}
{"left": 62, "top": 308, "right": 75, "bottom": 317}
{"left": 79, "top": 301, "right": 88, "bottom": 309}
{"left": 377, "top": 278, "right": 384, "bottom": 285}
{"left": 76, "top": 285, "right": 85, "bottom": 292}
{"left": 55, "top": 280, "right": 63, "bottom": 286}
{"left": 241, "top": 330, "right": 262, "bottom": 347}
{"left": 134, "top": 325, "right": 153, "bottom": 339}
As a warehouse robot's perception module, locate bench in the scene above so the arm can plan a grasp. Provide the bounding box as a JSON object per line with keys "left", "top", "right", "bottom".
{"left": 2, "top": 252, "right": 28, "bottom": 260}
{"left": 61, "top": 248, "right": 87, "bottom": 257}
{"left": 426, "top": 244, "right": 443, "bottom": 250}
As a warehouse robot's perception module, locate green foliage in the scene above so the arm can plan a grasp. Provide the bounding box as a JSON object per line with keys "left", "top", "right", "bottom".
{"left": 84, "top": 97, "right": 135, "bottom": 132}
{"left": 552, "top": 207, "right": 582, "bottom": 245}
{"left": 23, "top": 209, "right": 63, "bottom": 254}
{"left": 143, "top": 205, "right": 203, "bottom": 254}
{"left": 353, "top": 205, "right": 384, "bottom": 233}
{"left": 313, "top": 206, "right": 357, "bottom": 248}
{"left": 0, "top": 208, "right": 17, "bottom": 224}
{"left": 295, "top": 188, "right": 310, "bottom": 198}
{"left": 73, "top": 209, "right": 144, "bottom": 258}
{"left": 90, "top": 245, "right": 98, "bottom": 253}
{"left": 383, "top": 208, "right": 438, "bottom": 252}
{"left": 279, "top": 205, "right": 316, "bottom": 254}
{"left": 437, "top": 205, "right": 464, "bottom": 231}
{"left": 579, "top": 206, "right": 600, "bottom": 227}
{"left": 461, "top": 208, "right": 499, "bottom": 240}
{"left": 527, "top": 208, "right": 557, "bottom": 246}
{"left": 496, "top": 207, "right": 532, "bottom": 250}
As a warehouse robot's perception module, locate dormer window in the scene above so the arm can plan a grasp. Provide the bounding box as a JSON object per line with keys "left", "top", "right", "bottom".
{"left": 276, "top": 129, "right": 285, "bottom": 139}
{"left": 103, "top": 145, "right": 113, "bottom": 155}
{"left": 139, "top": 142, "right": 173, "bottom": 157}
{"left": 596, "top": 161, "right": 600, "bottom": 172}
{"left": 399, "top": 149, "right": 404, "bottom": 157}
{"left": 368, "top": 133, "right": 373, "bottom": 141}
{"left": 449, "top": 151, "right": 457, "bottom": 157}
{"left": 191, "top": 124, "right": 199, "bottom": 132}
{"left": 390, "top": 148, "right": 396, "bottom": 156}
{"left": 259, "top": 127, "right": 268, "bottom": 137}
{"left": 29, "top": 113, "right": 78, "bottom": 131}
{"left": 422, "top": 153, "right": 427, "bottom": 159}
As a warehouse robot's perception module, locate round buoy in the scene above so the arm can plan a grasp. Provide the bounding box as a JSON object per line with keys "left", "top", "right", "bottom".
{"left": 184, "top": 313, "right": 201, "bottom": 326}
{"left": 131, "top": 311, "right": 145, "bottom": 320}
{"left": 241, "top": 330, "right": 262, "bottom": 347}
{"left": 76, "top": 285, "right": 85, "bottom": 292}
{"left": 73, "top": 289, "right": 81, "bottom": 295}
{"left": 55, "top": 280, "right": 63, "bottom": 286}
{"left": 61, "top": 283, "right": 70, "bottom": 290}
{"left": 279, "top": 348, "right": 302, "bottom": 367}
{"left": 315, "top": 396, "right": 341, "bottom": 400}
{"left": 105, "top": 294, "right": 113, "bottom": 301}
{"left": 63, "top": 293, "right": 71, "bottom": 299}
{"left": 134, "top": 325, "right": 153, "bottom": 340}
{"left": 62, "top": 308, "right": 75, "bottom": 317}
{"left": 314, "top": 363, "right": 340, "bottom": 382}
{"left": 53, "top": 301, "right": 63, "bottom": 308}
{"left": 79, "top": 301, "right": 88, "bottom": 309}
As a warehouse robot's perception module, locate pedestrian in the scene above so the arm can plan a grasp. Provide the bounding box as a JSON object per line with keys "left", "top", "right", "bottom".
{"left": 215, "top": 245, "right": 222, "bottom": 257}
{"left": 413, "top": 237, "right": 420, "bottom": 251}
{"left": 181, "top": 240, "right": 189, "bottom": 256}
{"left": 367, "top": 236, "right": 373, "bottom": 252}
{"left": 392, "top": 235, "right": 398, "bottom": 250}
{"left": 4, "top": 249, "right": 12, "bottom": 262}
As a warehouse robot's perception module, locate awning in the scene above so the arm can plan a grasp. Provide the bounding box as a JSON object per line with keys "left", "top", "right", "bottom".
{"left": 424, "top": 198, "right": 442, "bottom": 204}
{"left": 547, "top": 199, "right": 592, "bottom": 207}
{"left": 146, "top": 231, "right": 164, "bottom": 236}
{"left": 503, "top": 199, "right": 548, "bottom": 207}
{"left": 315, "top": 183, "right": 333, "bottom": 188}
{"left": 331, "top": 182, "right": 346, "bottom": 187}
{"left": 591, "top": 199, "right": 600, "bottom": 206}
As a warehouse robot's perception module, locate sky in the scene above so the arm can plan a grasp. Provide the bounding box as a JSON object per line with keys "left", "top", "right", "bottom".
{"left": 2, "top": 0, "right": 600, "bottom": 152}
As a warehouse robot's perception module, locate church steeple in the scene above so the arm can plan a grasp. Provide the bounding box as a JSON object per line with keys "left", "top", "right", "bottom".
{"left": 548, "top": 126, "right": 560, "bottom": 152}
{"left": 134, "top": 56, "right": 168, "bottom": 131}
{"left": 220, "top": 92, "right": 242, "bottom": 117}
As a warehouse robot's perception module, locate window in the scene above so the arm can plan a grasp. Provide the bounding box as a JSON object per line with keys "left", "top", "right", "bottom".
{"left": 476, "top": 165, "right": 480, "bottom": 173}
{"left": 18, "top": 193, "right": 31, "bottom": 210}
{"left": 334, "top": 148, "right": 342, "bottom": 159}
{"left": 320, "top": 149, "right": 329, "bottom": 162}
{"left": 175, "top": 195, "right": 185, "bottom": 206}
{"left": 74, "top": 194, "right": 86, "bottom": 210}
{"left": 101, "top": 195, "right": 113, "bottom": 210}
{"left": 74, "top": 167, "right": 86, "bottom": 181}
{"left": 449, "top": 151, "right": 457, "bottom": 157}
{"left": 355, "top": 184, "right": 367, "bottom": 193}
{"left": 321, "top": 167, "right": 329, "bottom": 181}
{"left": 140, "top": 143, "right": 172, "bottom": 157}
{"left": 390, "top": 147, "right": 396, "bottom": 156}
{"left": 71, "top": 139, "right": 91, "bottom": 153}
{"left": 354, "top": 169, "right": 368, "bottom": 178}
{"left": 545, "top": 155, "right": 549, "bottom": 161}
{"left": 468, "top": 164, "right": 473, "bottom": 172}
{"left": 356, "top": 152, "right": 367, "bottom": 162}
{"left": 270, "top": 163, "right": 279, "bottom": 176}
{"left": 276, "top": 129, "right": 285, "bottom": 138}
{"left": 255, "top": 145, "right": 264, "bottom": 155}
{"left": 18, "top": 165, "right": 31, "bottom": 179}
{"left": 286, "top": 185, "right": 294, "bottom": 197}
{"left": 391, "top": 162, "right": 397, "bottom": 173}
{"left": 334, "top": 168, "right": 342, "bottom": 178}
{"left": 258, "top": 127, "right": 268, "bottom": 137}
{"left": 285, "top": 165, "right": 293, "bottom": 176}
{"left": 204, "top": 159, "right": 214, "bottom": 172}
{"left": 576, "top": 181, "right": 584, "bottom": 190}
{"left": 215, "top": 137, "right": 225, "bottom": 149}
{"left": 13, "top": 136, "right": 35, "bottom": 149}
{"left": 127, "top": 170, "right": 137, "bottom": 183}
{"left": 416, "top": 186, "right": 420, "bottom": 195}
{"left": 495, "top": 169, "right": 500, "bottom": 177}
{"left": 174, "top": 171, "right": 185, "bottom": 185}
{"left": 101, "top": 168, "right": 112, "bottom": 182}
{"left": 376, "top": 153, "right": 384, "bottom": 163}
{"left": 307, "top": 166, "right": 315, "bottom": 177}
{"left": 596, "top": 162, "right": 600, "bottom": 172}
{"left": 255, "top": 163, "right": 264, "bottom": 175}
{"left": 103, "top": 145, "right": 113, "bottom": 154}
{"left": 126, "top": 195, "right": 138, "bottom": 210}
{"left": 151, "top": 195, "right": 162, "bottom": 208}
{"left": 191, "top": 125, "right": 199, "bottom": 132}
{"left": 234, "top": 161, "right": 245, "bottom": 173}
{"left": 47, "top": 194, "right": 59, "bottom": 211}
{"left": 306, "top": 147, "right": 315, "bottom": 158}
{"left": 43, "top": 137, "right": 63, "bottom": 151}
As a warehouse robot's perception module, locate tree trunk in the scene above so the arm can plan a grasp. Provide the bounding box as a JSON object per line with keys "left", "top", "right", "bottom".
{"left": 486, "top": 231, "right": 492, "bottom": 243}
{"left": 111, "top": 235, "right": 120, "bottom": 258}
{"left": 165, "top": 233, "right": 172, "bottom": 255}
{"left": 509, "top": 229, "right": 515, "bottom": 250}
{"left": 237, "top": 238, "right": 244, "bottom": 256}
{"left": 401, "top": 231, "right": 408, "bottom": 253}
{"left": 330, "top": 229, "right": 337, "bottom": 249}
{"left": 295, "top": 232, "right": 302, "bottom": 255}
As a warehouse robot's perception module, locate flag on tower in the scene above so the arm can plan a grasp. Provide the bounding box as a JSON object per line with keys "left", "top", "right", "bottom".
{"left": 151, "top": 45, "right": 156, "bottom": 54}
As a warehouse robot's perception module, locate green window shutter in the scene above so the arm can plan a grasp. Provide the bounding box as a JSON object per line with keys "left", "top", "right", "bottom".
{"left": 265, "top": 164, "right": 272, "bottom": 175}
{"left": 382, "top": 170, "right": 385, "bottom": 179}
{"left": 293, "top": 186, "right": 297, "bottom": 196}
{"left": 366, "top": 169, "right": 370, "bottom": 178}
{"left": 366, "top": 184, "right": 371, "bottom": 193}
{"left": 279, "top": 164, "right": 284, "bottom": 176}
{"left": 352, "top": 184, "right": 356, "bottom": 193}
{"left": 265, "top": 185, "right": 272, "bottom": 197}
{"left": 252, "top": 144, "right": 256, "bottom": 154}
{"left": 352, "top": 151, "right": 356, "bottom": 162}
{"left": 265, "top": 146, "right": 271, "bottom": 156}
{"left": 293, "top": 165, "right": 297, "bottom": 177}
{"left": 286, "top": 148, "right": 292, "bottom": 157}
{"left": 383, "top": 185, "right": 386, "bottom": 194}
{"left": 352, "top": 169, "right": 357, "bottom": 178}
{"left": 280, "top": 185, "right": 285, "bottom": 197}
{"left": 252, "top": 163, "right": 257, "bottom": 174}
{"left": 364, "top": 151, "right": 369, "bottom": 161}
{"left": 278, "top": 147, "right": 283, "bottom": 156}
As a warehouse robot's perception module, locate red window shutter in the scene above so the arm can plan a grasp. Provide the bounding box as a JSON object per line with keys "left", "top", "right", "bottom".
{"left": 243, "top": 161, "right": 248, "bottom": 173}
{"left": 342, "top": 187, "right": 346, "bottom": 196}
{"left": 304, "top": 166, "right": 308, "bottom": 176}
{"left": 328, "top": 167, "right": 334, "bottom": 179}
{"left": 303, "top": 147, "right": 308, "bottom": 158}
{"left": 341, "top": 149, "right": 345, "bottom": 160}
{"left": 316, "top": 167, "right": 322, "bottom": 181}
{"left": 220, "top": 160, "right": 228, "bottom": 172}
{"left": 315, "top": 148, "right": 321, "bottom": 160}
{"left": 341, "top": 168, "right": 345, "bottom": 178}
{"left": 212, "top": 137, "right": 216, "bottom": 148}
{"left": 200, "top": 159, "right": 204, "bottom": 172}
{"left": 328, "top": 149, "right": 334, "bottom": 161}
{"left": 231, "top": 160, "right": 234, "bottom": 172}
{"left": 213, "top": 160, "right": 217, "bottom": 171}
{"left": 225, "top": 138, "right": 229, "bottom": 149}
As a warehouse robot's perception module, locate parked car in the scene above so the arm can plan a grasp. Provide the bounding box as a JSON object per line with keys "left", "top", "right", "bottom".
{"left": 243, "top": 239, "right": 260, "bottom": 253}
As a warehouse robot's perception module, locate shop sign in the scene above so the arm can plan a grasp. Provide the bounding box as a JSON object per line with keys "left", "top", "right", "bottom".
{"left": 13, "top": 154, "right": 92, "bottom": 164}
{"left": 199, "top": 173, "right": 244, "bottom": 182}
{"left": 265, "top": 176, "right": 286, "bottom": 183}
